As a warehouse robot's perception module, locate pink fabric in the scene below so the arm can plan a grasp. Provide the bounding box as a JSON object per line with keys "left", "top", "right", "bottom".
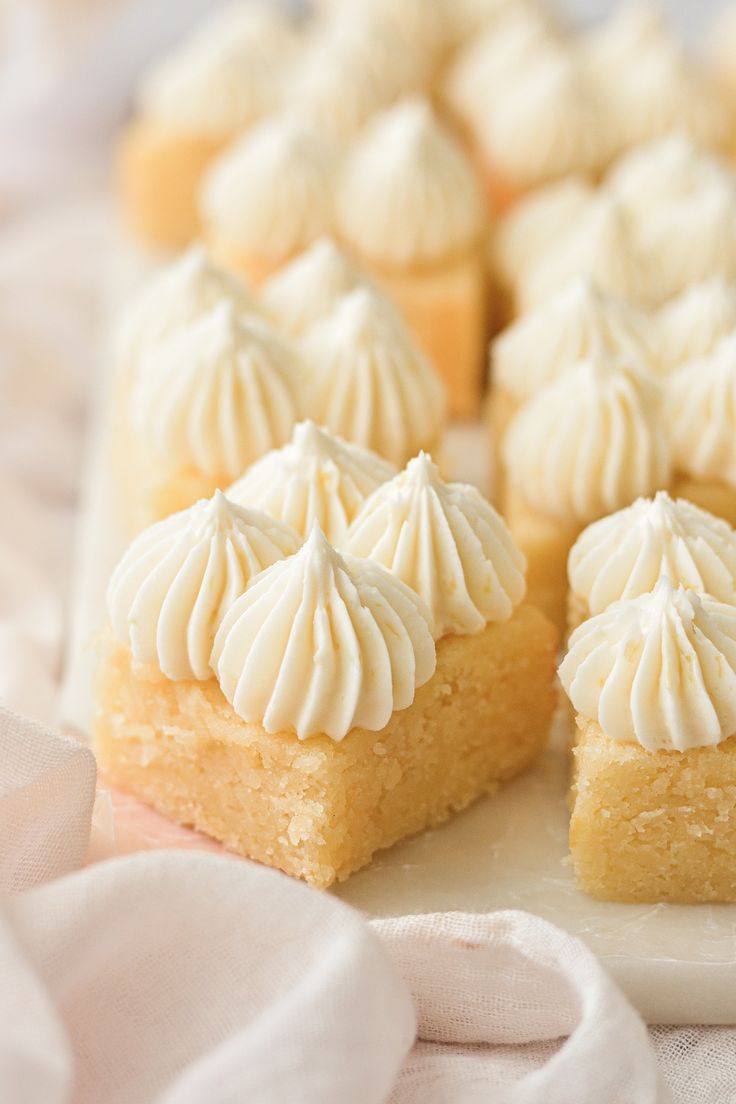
{"left": 0, "top": 706, "right": 95, "bottom": 891}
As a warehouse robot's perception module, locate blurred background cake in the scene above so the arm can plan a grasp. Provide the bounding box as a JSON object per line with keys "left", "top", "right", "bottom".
{"left": 117, "top": 4, "right": 300, "bottom": 249}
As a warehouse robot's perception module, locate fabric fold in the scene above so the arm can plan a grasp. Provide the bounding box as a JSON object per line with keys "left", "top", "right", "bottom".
{"left": 0, "top": 706, "right": 96, "bottom": 893}
{"left": 374, "top": 910, "right": 667, "bottom": 1103}
{"left": 2, "top": 850, "right": 416, "bottom": 1104}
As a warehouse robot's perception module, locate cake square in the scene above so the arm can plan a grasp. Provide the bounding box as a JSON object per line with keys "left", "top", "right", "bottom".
{"left": 570, "top": 717, "right": 736, "bottom": 903}
{"left": 94, "top": 604, "right": 557, "bottom": 888}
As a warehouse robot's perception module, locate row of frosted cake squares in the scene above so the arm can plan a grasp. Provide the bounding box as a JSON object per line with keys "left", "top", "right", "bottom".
{"left": 112, "top": 227, "right": 736, "bottom": 643}
{"left": 112, "top": 240, "right": 446, "bottom": 534}
{"left": 493, "top": 133, "right": 736, "bottom": 314}
{"left": 121, "top": 0, "right": 736, "bottom": 258}
{"left": 121, "top": 87, "right": 736, "bottom": 423}
{"left": 95, "top": 394, "right": 736, "bottom": 905}
{"left": 484, "top": 137, "right": 736, "bottom": 631}
{"left": 490, "top": 274, "right": 736, "bottom": 634}
{"left": 122, "top": 88, "right": 489, "bottom": 420}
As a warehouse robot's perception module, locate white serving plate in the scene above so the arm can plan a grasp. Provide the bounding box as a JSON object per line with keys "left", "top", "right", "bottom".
{"left": 61, "top": 287, "right": 736, "bottom": 1026}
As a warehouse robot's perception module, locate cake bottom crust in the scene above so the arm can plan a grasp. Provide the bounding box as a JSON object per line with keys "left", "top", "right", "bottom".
{"left": 570, "top": 717, "right": 736, "bottom": 903}
{"left": 93, "top": 604, "right": 557, "bottom": 888}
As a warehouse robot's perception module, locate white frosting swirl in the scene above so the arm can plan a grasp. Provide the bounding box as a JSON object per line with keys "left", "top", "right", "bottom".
{"left": 655, "top": 278, "right": 736, "bottom": 374}
{"left": 568, "top": 491, "right": 736, "bottom": 617}
{"left": 443, "top": 9, "right": 558, "bottom": 124}
{"left": 200, "top": 115, "right": 337, "bottom": 257}
{"left": 114, "top": 246, "right": 256, "bottom": 381}
{"left": 289, "top": 10, "right": 424, "bottom": 142}
{"left": 665, "top": 332, "right": 736, "bottom": 488}
{"left": 503, "top": 353, "right": 670, "bottom": 526}
{"left": 636, "top": 181, "right": 736, "bottom": 305}
{"left": 260, "top": 239, "right": 365, "bottom": 337}
{"left": 605, "top": 134, "right": 731, "bottom": 228}
{"left": 212, "top": 524, "right": 436, "bottom": 740}
{"left": 344, "top": 452, "right": 526, "bottom": 638}
{"left": 599, "top": 40, "right": 729, "bottom": 155}
{"left": 289, "top": 42, "right": 391, "bottom": 144}
{"left": 138, "top": 5, "right": 297, "bottom": 135}
{"left": 519, "top": 198, "right": 646, "bottom": 312}
{"left": 559, "top": 578, "right": 736, "bottom": 751}
{"left": 493, "top": 176, "right": 597, "bottom": 289}
{"left": 313, "top": 5, "right": 429, "bottom": 95}
{"left": 607, "top": 138, "right": 736, "bottom": 301}
{"left": 475, "top": 50, "right": 609, "bottom": 189}
{"left": 132, "top": 302, "right": 300, "bottom": 479}
{"left": 493, "top": 279, "right": 654, "bottom": 401}
{"left": 227, "top": 420, "right": 396, "bottom": 543}
{"left": 107, "top": 490, "right": 301, "bottom": 680}
{"left": 336, "top": 97, "right": 485, "bottom": 267}
{"left": 299, "top": 287, "right": 445, "bottom": 467}
{"left": 579, "top": 5, "right": 728, "bottom": 152}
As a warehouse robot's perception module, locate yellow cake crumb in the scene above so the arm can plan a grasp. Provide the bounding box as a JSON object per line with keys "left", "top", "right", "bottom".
{"left": 570, "top": 717, "right": 736, "bottom": 903}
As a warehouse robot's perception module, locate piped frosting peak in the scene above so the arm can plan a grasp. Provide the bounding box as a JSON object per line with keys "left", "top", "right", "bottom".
{"left": 212, "top": 523, "right": 436, "bottom": 740}
{"left": 655, "top": 278, "right": 736, "bottom": 374}
{"left": 493, "top": 278, "right": 654, "bottom": 400}
{"left": 201, "top": 115, "right": 337, "bottom": 255}
{"left": 559, "top": 577, "right": 736, "bottom": 751}
{"left": 260, "top": 239, "right": 365, "bottom": 337}
{"left": 568, "top": 491, "right": 736, "bottom": 617}
{"left": 227, "top": 419, "right": 397, "bottom": 543}
{"left": 299, "top": 287, "right": 445, "bottom": 467}
{"left": 132, "top": 302, "right": 300, "bottom": 478}
{"left": 476, "top": 49, "right": 609, "bottom": 189}
{"left": 344, "top": 452, "right": 526, "bottom": 638}
{"left": 503, "top": 352, "right": 670, "bottom": 526}
{"left": 138, "top": 4, "right": 297, "bottom": 135}
{"left": 107, "top": 490, "right": 301, "bottom": 680}
{"left": 493, "top": 176, "right": 597, "bottom": 288}
{"left": 114, "top": 246, "right": 255, "bottom": 380}
{"left": 337, "top": 97, "right": 485, "bottom": 267}
{"left": 520, "top": 197, "right": 646, "bottom": 311}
